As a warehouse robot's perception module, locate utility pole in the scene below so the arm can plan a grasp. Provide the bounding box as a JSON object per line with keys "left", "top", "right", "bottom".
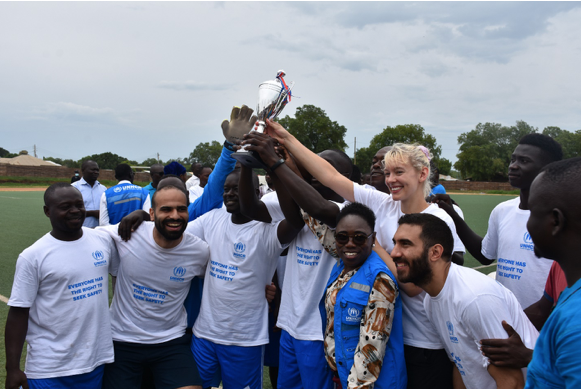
{"left": 34, "top": 144, "right": 37, "bottom": 158}
{"left": 157, "top": 153, "right": 160, "bottom": 163}
{"left": 353, "top": 137, "right": 357, "bottom": 164}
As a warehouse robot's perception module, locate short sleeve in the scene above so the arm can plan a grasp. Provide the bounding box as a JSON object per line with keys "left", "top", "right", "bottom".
{"left": 353, "top": 182, "right": 394, "bottom": 215}
{"left": 261, "top": 192, "right": 285, "bottom": 222}
{"left": 8, "top": 254, "right": 40, "bottom": 308}
{"left": 108, "top": 235, "right": 121, "bottom": 277}
{"left": 142, "top": 194, "right": 151, "bottom": 212}
{"left": 268, "top": 221, "right": 287, "bottom": 256}
{"left": 460, "top": 294, "right": 516, "bottom": 368}
{"left": 186, "top": 214, "right": 206, "bottom": 241}
{"left": 481, "top": 206, "right": 500, "bottom": 260}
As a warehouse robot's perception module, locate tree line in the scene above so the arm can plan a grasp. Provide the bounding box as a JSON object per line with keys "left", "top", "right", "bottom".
{"left": 2, "top": 105, "right": 579, "bottom": 181}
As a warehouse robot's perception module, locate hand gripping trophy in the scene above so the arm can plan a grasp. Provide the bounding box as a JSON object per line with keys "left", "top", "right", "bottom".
{"left": 230, "top": 70, "right": 294, "bottom": 169}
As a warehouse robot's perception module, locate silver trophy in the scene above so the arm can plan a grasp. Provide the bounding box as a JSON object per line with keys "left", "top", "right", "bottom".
{"left": 233, "top": 70, "right": 294, "bottom": 169}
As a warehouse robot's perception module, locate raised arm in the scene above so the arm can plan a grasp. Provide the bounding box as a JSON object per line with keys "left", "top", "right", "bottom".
{"left": 189, "top": 104, "right": 256, "bottom": 221}
{"left": 243, "top": 132, "right": 341, "bottom": 227}
{"left": 238, "top": 164, "right": 273, "bottom": 223}
{"left": 238, "top": 164, "right": 302, "bottom": 245}
{"left": 432, "top": 194, "right": 494, "bottom": 265}
{"left": 258, "top": 119, "right": 356, "bottom": 203}
{"left": 188, "top": 145, "right": 236, "bottom": 221}
{"left": 5, "top": 307, "right": 30, "bottom": 389}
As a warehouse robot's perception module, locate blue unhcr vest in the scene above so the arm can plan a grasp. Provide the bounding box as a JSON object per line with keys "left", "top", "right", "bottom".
{"left": 105, "top": 183, "right": 149, "bottom": 224}
{"left": 321, "top": 252, "right": 406, "bottom": 389}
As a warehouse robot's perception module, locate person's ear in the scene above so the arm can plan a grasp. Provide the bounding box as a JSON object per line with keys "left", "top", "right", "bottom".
{"left": 429, "top": 244, "right": 444, "bottom": 262}
{"left": 419, "top": 166, "right": 429, "bottom": 183}
{"left": 552, "top": 208, "right": 565, "bottom": 237}
{"left": 149, "top": 207, "right": 155, "bottom": 221}
{"left": 44, "top": 205, "right": 50, "bottom": 218}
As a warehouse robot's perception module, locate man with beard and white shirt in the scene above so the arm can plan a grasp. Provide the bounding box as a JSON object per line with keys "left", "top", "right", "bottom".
{"left": 391, "top": 213, "right": 538, "bottom": 389}
{"left": 101, "top": 180, "right": 210, "bottom": 389}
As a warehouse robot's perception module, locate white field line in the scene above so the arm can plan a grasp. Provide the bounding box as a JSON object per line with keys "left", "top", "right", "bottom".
{"left": 0, "top": 294, "right": 9, "bottom": 304}
{"left": 472, "top": 263, "right": 498, "bottom": 270}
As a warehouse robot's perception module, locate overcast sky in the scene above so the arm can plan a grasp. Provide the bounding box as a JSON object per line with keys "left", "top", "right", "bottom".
{"left": 1, "top": 2, "right": 580, "bottom": 166}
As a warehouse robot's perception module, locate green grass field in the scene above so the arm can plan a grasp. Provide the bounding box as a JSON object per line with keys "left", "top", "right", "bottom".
{"left": 0, "top": 190, "right": 517, "bottom": 387}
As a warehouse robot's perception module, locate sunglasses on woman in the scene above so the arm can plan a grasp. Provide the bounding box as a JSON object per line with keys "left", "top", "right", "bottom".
{"left": 334, "top": 232, "right": 374, "bottom": 246}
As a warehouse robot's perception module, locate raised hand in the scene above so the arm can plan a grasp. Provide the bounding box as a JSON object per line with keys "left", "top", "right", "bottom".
{"left": 242, "top": 132, "right": 283, "bottom": 169}
{"left": 221, "top": 105, "right": 258, "bottom": 146}
{"left": 263, "top": 119, "right": 292, "bottom": 145}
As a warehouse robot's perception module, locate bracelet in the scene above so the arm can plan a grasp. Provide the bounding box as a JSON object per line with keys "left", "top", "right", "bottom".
{"left": 269, "top": 159, "right": 285, "bottom": 172}
{"left": 223, "top": 140, "right": 235, "bottom": 152}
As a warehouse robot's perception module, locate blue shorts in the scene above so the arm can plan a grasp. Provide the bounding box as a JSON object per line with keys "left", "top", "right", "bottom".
{"left": 28, "top": 365, "right": 104, "bottom": 389}
{"left": 278, "top": 330, "right": 333, "bottom": 389}
{"left": 191, "top": 335, "right": 264, "bottom": 389}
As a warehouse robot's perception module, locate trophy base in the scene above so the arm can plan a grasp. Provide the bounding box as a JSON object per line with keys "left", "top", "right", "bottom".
{"left": 232, "top": 150, "right": 269, "bottom": 170}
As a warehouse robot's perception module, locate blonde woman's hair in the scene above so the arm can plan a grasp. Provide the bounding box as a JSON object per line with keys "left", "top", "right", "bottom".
{"left": 383, "top": 143, "right": 432, "bottom": 198}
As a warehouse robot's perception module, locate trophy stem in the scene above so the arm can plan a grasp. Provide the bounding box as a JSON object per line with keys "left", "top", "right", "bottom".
{"left": 255, "top": 121, "right": 266, "bottom": 134}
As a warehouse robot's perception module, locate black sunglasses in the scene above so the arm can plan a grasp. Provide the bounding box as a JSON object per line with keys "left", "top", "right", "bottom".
{"left": 335, "top": 232, "right": 374, "bottom": 246}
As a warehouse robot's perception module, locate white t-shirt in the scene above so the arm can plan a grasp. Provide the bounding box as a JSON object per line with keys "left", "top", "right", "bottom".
{"left": 186, "top": 175, "right": 200, "bottom": 190}
{"left": 424, "top": 264, "right": 538, "bottom": 389}
{"left": 262, "top": 193, "right": 345, "bottom": 341}
{"left": 101, "top": 223, "right": 210, "bottom": 344}
{"left": 187, "top": 208, "right": 285, "bottom": 346}
{"left": 188, "top": 185, "right": 204, "bottom": 203}
{"left": 353, "top": 182, "right": 465, "bottom": 349}
{"left": 481, "top": 197, "right": 552, "bottom": 309}
{"left": 8, "top": 228, "right": 116, "bottom": 379}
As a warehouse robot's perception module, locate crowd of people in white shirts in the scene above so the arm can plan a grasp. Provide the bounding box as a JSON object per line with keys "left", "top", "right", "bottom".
{"left": 5, "top": 105, "right": 581, "bottom": 389}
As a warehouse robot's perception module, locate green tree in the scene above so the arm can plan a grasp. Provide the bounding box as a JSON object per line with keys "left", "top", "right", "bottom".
{"left": 278, "top": 105, "right": 348, "bottom": 154}
{"left": 43, "top": 157, "right": 79, "bottom": 167}
{"left": 79, "top": 152, "right": 128, "bottom": 170}
{"left": 438, "top": 158, "right": 452, "bottom": 176}
{"left": 542, "top": 126, "right": 581, "bottom": 159}
{"left": 0, "top": 147, "right": 17, "bottom": 158}
{"left": 454, "top": 121, "right": 537, "bottom": 181}
{"left": 187, "top": 141, "right": 223, "bottom": 168}
{"left": 142, "top": 157, "right": 162, "bottom": 166}
{"left": 355, "top": 124, "right": 442, "bottom": 173}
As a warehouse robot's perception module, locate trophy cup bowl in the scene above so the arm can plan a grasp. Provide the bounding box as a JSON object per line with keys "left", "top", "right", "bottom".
{"left": 233, "top": 71, "right": 294, "bottom": 169}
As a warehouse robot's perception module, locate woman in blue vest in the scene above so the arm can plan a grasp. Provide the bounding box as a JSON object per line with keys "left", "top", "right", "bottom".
{"left": 322, "top": 202, "right": 406, "bottom": 389}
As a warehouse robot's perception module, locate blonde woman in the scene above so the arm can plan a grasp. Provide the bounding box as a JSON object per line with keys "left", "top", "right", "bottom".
{"left": 251, "top": 120, "right": 465, "bottom": 389}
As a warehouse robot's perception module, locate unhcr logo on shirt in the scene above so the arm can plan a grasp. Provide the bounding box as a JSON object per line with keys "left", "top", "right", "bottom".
{"left": 92, "top": 250, "right": 107, "bottom": 267}
{"left": 233, "top": 242, "right": 246, "bottom": 259}
{"left": 170, "top": 266, "right": 186, "bottom": 282}
{"left": 520, "top": 232, "right": 534, "bottom": 252}
{"left": 447, "top": 321, "right": 459, "bottom": 343}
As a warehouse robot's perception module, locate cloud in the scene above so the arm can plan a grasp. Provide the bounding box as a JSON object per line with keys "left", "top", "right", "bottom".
{"left": 157, "top": 80, "right": 230, "bottom": 91}
{"left": 28, "top": 102, "right": 137, "bottom": 125}
{"left": 291, "top": 2, "right": 581, "bottom": 63}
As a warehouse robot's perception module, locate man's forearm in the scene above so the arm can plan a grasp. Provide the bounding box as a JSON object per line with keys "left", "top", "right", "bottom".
{"left": 5, "top": 307, "right": 29, "bottom": 371}
{"left": 448, "top": 210, "right": 493, "bottom": 265}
